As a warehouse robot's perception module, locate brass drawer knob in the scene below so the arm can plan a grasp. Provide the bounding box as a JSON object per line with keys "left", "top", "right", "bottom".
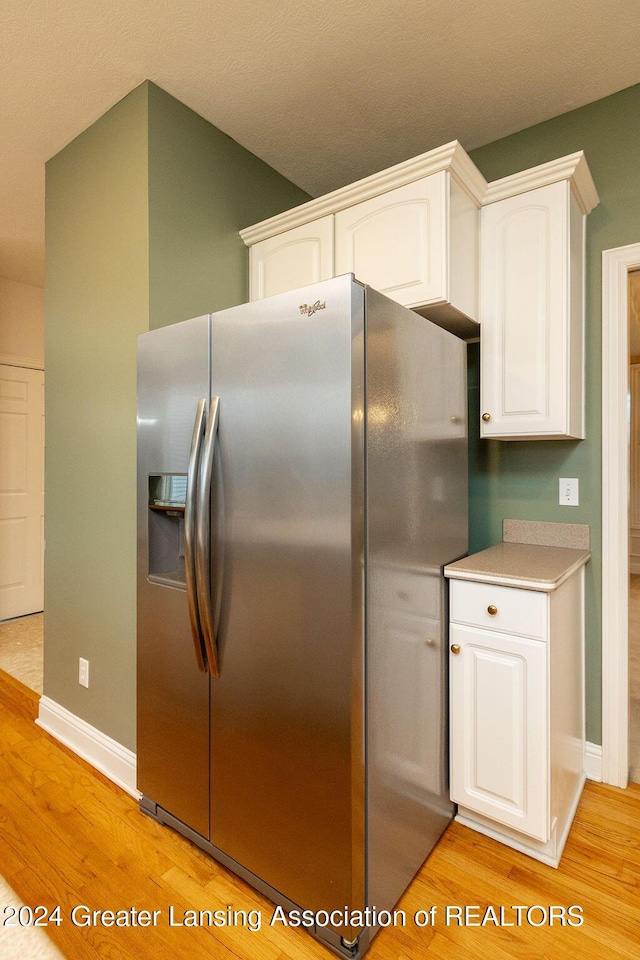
{"left": 450, "top": 643, "right": 461, "bottom": 655}
{"left": 487, "top": 604, "right": 498, "bottom": 616}
{"left": 482, "top": 412, "right": 491, "bottom": 422}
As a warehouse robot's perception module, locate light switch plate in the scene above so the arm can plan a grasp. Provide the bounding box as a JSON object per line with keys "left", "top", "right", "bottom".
{"left": 559, "top": 478, "right": 579, "bottom": 506}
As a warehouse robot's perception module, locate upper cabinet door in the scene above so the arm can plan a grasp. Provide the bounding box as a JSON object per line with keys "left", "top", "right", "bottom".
{"left": 249, "top": 216, "right": 334, "bottom": 300}
{"left": 480, "top": 180, "right": 585, "bottom": 440}
{"left": 334, "top": 175, "right": 448, "bottom": 309}
{"left": 242, "top": 142, "right": 487, "bottom": 333}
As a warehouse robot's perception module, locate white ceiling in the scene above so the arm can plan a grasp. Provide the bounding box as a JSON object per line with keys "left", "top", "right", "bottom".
{"left": 3, "top": 0, "right": 640, "bottom": 288}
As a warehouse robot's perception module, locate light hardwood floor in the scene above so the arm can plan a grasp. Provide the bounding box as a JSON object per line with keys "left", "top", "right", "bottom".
{"left": 0, "top": 670, "right": 639, "bottom": 959}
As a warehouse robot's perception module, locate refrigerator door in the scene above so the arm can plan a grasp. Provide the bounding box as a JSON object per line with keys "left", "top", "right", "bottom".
{"left": 208, "top": 276, "right": 366, "bottom": 915}
{"left": 364, "top": 287, "right": 466, "bottom": 912}
{"left": 137, "top": 315, "right": 211, "bottom": 838}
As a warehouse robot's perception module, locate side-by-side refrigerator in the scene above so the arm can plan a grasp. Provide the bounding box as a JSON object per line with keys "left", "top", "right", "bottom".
{"left": 136, "top": 274, "right": 468, "bottom": 958}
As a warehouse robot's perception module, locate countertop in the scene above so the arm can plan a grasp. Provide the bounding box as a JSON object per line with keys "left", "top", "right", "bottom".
{"left": 444, "top": 541, "right": 591, "bottom": 592}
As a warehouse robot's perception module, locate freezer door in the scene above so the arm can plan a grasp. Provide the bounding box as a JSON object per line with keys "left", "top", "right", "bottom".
{"left": 137, "top": 315, "right": 211, "bottom": 838}
{"left": 208, "top": 276, "right": 366, "bottom": 916}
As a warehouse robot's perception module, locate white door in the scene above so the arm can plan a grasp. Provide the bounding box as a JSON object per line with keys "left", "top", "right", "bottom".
{"left": 0, "top": 364, "right": 44, "bottom": 620}
{"left": 480, "top": 181, "right": 574, "bottom": 439}
{"left": 449, "top": 624, "right": 549, "bottom": 841}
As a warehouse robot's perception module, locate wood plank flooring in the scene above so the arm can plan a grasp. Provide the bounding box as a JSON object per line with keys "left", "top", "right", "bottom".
{"left": 0, "top": 668, "right": 639, "bottom": 960}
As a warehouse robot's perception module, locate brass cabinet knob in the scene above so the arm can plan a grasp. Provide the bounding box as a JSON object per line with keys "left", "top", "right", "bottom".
{"left": 482, "top": 412, "right": 491, "bottom": 422}
{"left": 450, "top": 415, "right": 461, "bottom": 423}
{"left": 450, "top": 643, "right": 461, "bottom": 655}
{"left": 487, "top": 604, "right": 498, "bottom": 616}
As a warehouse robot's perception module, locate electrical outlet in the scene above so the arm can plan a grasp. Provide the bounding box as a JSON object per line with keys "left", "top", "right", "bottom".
{"left": 79, "top": 657, "right": 90, "bottom": 688}
{"left": 559, "top": 478, "right": 579, "bottom": 506}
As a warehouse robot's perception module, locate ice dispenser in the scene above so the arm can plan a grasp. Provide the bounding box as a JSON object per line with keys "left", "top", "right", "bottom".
{"left": 147, "top": 474, "right": 187, "bottom": 588}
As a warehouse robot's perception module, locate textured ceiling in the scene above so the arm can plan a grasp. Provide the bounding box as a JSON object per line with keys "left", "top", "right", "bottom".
{"left": 2, "top": 0, "right": 640, "bottom": 287}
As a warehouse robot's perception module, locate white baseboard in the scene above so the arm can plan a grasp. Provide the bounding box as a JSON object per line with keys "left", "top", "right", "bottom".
{"left": 36, "top": 697, "right": 140, "bottom": 799}
{"left": 32, "top": 700, "right": 606, "bottom": 801}
{"left": 585, "top": 741, "right": 603, "bottom": 782}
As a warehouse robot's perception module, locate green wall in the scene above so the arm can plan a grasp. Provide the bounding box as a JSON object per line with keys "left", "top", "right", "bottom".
{"left": 44, "top": 82, "right": 309, "bottom": 750}
{"left": 468, "top": 83, "right": 640, "bottom": 744}
{"left": 147, "top": 84, "right": 310, "bottom": 327}
{"left": 45, "top": 84, "right": 149, "bottom": 749}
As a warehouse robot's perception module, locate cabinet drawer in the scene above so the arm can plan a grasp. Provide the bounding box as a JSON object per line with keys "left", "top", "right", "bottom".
{"left": 450, "top": 579, "right": 546, "bottom": 639}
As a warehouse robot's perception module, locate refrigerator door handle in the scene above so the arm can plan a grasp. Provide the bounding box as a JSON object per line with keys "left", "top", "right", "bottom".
{"left": 196, "top": 395, "right": 221, "bottom": 678}
{"left": 184, "top": 398, "right": 208, "bottom": 673}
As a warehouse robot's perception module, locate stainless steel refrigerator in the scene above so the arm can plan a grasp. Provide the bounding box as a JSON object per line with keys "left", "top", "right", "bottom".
{"left": 136, "top": 274, "right": 467, "bottom": 957}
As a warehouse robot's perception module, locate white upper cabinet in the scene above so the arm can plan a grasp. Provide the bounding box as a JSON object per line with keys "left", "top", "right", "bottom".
{"left": 241, "top": 141, "right": 486, "bottom": 338}
{"left": 335, "top": 175, "right": 446, "bottom": 306}
{"left": 249, "top": 216, "right": 334, "bottom": 300}
{"left": 479, "top": 154, "right": 599, "bottom": 440}
{"left": 242, "top": 146, "right": 600, "bottom": 442}
{"left": 334, "top": 172, "right": 479, "bottom": 328}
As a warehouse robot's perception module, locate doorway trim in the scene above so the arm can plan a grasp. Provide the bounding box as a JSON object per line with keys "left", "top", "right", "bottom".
{"left": 0, "top": 352, "right": 44, "bottom": 371}
{"left": 602, "top": 242, "right": 640, "bottom": 787}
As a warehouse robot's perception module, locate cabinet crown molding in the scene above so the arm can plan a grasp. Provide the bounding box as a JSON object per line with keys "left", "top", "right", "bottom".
{"left": 240, "top": 140, "right": 488, "bottom": 246}
{"left": 482, "top": 151, "right": 599, "bottom": 214}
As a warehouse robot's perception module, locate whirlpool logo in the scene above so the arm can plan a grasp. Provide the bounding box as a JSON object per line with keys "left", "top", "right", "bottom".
{"left": 299, "top": 300, "right": 326, "bottom": 316}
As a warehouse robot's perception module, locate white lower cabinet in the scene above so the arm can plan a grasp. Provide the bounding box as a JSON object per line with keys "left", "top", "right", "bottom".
{"left": 450, "top": 624, "right": 549, "bottom": 841}
{"left": 448, "top": 572, "right": 585, "bottom": 867}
